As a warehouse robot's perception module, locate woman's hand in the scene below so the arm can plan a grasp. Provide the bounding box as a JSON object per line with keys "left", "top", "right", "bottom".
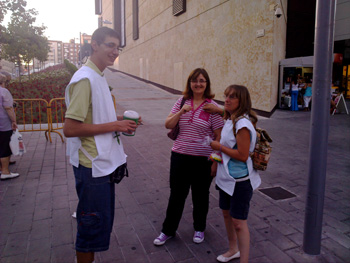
{"left": 11, "top": 122, "right": 17, "bottom": 131}
{"left": 180, "top": 104, "right": 192, "bottom": 115}
{"left": 165, "top": 105, "right": 192, "bottom": 129}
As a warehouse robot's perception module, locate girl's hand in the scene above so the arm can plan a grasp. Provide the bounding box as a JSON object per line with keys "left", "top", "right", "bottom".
{"left": 210, "top": 141, "right": 221, "bottom": 151}
{"left": 203, "top": 104, "right": 223, "bottom": 115}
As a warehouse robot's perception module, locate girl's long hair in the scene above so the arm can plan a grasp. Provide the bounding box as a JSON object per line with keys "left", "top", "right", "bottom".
{"left": 223, "top": 85, "right": 258, "bottom": 126}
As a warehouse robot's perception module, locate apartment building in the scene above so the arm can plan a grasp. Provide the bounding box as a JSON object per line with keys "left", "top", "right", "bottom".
{"left": 63, "top": 40, "right": 80, "bottom": 66}
{"left": 46, "top": 40, "right": 64, "bottom": 67}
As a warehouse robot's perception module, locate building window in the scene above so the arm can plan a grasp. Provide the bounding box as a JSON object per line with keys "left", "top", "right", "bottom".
{"left": 173, "top": 0, "right": 186, "bottom": 16}
{"left": 133, "top": 0, "right": 139, "bottom": 40}
{"left": 95, "top": 0, "right": 102, "bottom": 15}
{"left": 114, "top": 0, "right": 126, "bottom": 47}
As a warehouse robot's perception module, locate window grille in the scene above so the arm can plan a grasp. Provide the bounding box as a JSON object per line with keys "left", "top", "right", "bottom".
{"left": 173, "top": 0, "right": 186, "bottom": 16}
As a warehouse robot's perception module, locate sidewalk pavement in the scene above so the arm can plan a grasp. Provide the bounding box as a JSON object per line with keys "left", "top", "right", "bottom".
{"left": 0, "top": 68, "right": 349, "bottom": 263}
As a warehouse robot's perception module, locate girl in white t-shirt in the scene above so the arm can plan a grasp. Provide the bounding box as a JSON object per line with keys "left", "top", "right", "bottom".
{"left": 210, "top": 85, "right": 261, "bottom": 263}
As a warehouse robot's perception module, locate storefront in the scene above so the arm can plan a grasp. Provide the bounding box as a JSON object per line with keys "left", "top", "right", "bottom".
{"left": 342, "top": 64, "right": 350, "bottom": 99}
{"left": 278, "top": 56, "right": 313, "bottom": 109}
{"left": 278, "top": 55, "right": 347, "bottom": 109}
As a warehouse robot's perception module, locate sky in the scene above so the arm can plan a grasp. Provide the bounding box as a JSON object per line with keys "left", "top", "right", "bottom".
{"left": 3, "top": 0, "right": 99, "bottom": 42}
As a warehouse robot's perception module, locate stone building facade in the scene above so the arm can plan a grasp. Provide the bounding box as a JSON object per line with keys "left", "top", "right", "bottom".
{"left": 97, "top": 0, "right": 288, "bottom": 114}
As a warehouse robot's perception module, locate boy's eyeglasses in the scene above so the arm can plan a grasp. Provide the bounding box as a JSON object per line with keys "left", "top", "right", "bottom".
{"left": 102, "top": 42, "right": 123, "bottom": 52}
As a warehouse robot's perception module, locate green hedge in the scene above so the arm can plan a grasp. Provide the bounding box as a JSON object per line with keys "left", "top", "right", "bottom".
{"left": 64, "top": 59, "right": 78, "bottom": 75}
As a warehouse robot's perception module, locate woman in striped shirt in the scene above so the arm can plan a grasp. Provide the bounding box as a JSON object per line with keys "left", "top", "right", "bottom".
{"left": 153, "top": 68, "right": 224, "bottom": 246}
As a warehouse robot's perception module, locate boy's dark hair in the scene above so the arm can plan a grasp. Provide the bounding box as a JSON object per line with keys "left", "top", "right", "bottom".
{"left": 92, "top": 27, "right": 120, "bottom": 44}
{"left": 91, "top": 27, "right": 120, "bottom": 53}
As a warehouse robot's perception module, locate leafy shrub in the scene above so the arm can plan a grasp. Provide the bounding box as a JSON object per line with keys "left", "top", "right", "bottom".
{"left": 64, "top": 59, "right": 78, "bottom": 75}
{"left": 8, "top": 64, "right": 71, "bottom": 124}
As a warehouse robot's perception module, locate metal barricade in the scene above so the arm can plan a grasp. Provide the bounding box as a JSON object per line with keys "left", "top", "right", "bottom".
{"left": 46, "top": 98, "right": 66, "bottom": 143}
{"left": 14, "top": 95, "right": 117, "bottom": 143}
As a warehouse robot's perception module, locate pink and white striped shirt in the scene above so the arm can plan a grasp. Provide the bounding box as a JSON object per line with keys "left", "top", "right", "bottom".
{"left": 171, "top": 97, "right": 224, "bottom": 157}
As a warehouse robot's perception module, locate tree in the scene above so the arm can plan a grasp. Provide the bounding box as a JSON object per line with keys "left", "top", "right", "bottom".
{"left": 0, "top": 0, "right": 27, "bottom": 26}
{"left": 0, "top": 0, "right": 27, "bottom": 62}
{"left": 35, "top": 36, "right": 50, "bottom": 70}
{"left": 0, "top": 0, "right": 49, "bottom": 80}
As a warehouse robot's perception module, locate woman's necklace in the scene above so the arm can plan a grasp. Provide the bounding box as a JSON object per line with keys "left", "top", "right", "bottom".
{"left": 193, "top": 99, "right": 204, "bottom": 109}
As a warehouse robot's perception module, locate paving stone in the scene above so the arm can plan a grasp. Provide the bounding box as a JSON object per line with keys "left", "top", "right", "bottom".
{"left": 285, "top": 246, "right": 339, "bottom": 263}
{"left": 250, "top": 227, "right": 268, "bottom": 243}
{"left": 323, "top": 213, "right": 350, "bottom": 234}
{"left": 286, "top": 231, "right": 303, "bottom": 247}
{"left": 0, "top": 253, "right": 26, "bottom": 263}
{"left": 37, "top": 182, "right": 52, "bottom": 193}
{"left": 113, "top": 207, "right": 129, "bottom": 227}
{"left": 51, "top": 222, "right": 73, "bottom": 247}
{"left": 322, "top": 236, "right": 350, "bottom": 262}
{"left": 148, "top": 250, "right": 176, "bottom": 263}
{"left": 159, "top": 236, "right": 194, "bottom": 262}
{"left": 33, "top": 203, "right": 52, "bottom": 221}
{"left": 30, "top": 218, "right": 51, "bottom": 240}
{"left": 2, "top": 232, "right": 29, "bottom": 257}
{"left": 322, "top": 225, "right": 350, "bottom": 249}
{"left": 51, "top": 244, "right": 76, "bottom": 263}
{"left": 3, "top": 185, "right": 23, "bottom": 197}
{"left": 134, "top": 222, "right": 160, "bottom": 254}
{"left": 249, "top": 256, "right": 272, "bottom": 263}
{"left": 27, "top": 237, "right": 51, "bottom": 262}
{"left": 249, "top": 240, "right": 266, "bottom": 259}
{"left": 263, "top": 215, "right": 299, "bottom": 236}
{"left": 120, "top": 244, "right": 149, "bottom": 263}
{"left": 114, "top": 223, "right": 140, "bottom": 246}
{"left": 256, "top": 240, "right": 295, "bottom": 263}
{"left": 9, "top": 213, "right": 33, "bottom": 233}
{"left": 257, "top": 226, "right": 298, "bottom": 251}
{"left": 127, "top": 211, "right": 152, "bottom": 228}
{"left": 94, "top": 235, "right": 123, "bottom": 262}
{"left": 52, "top": 175, "right": 68, "bottom": 186}
{"left": 52, "top": 194, "right": 70, "bottom": 210}
{"left": 54, "top": 168, "right": 66, "bottom": 177}
{"left": 52, "top": 184, "right": 68, "bottom": 197}
{"left": 187, "top": 242, "right": 218, "bottom": 262}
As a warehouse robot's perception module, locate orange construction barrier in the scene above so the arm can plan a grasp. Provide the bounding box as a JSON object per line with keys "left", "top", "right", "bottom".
{"left": 14, "top": 95, "right": 117, "bottom": 143}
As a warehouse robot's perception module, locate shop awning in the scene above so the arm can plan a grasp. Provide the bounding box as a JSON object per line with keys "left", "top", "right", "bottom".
{"left": 279, "top": 56, "right": 314, "bottom": 67}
